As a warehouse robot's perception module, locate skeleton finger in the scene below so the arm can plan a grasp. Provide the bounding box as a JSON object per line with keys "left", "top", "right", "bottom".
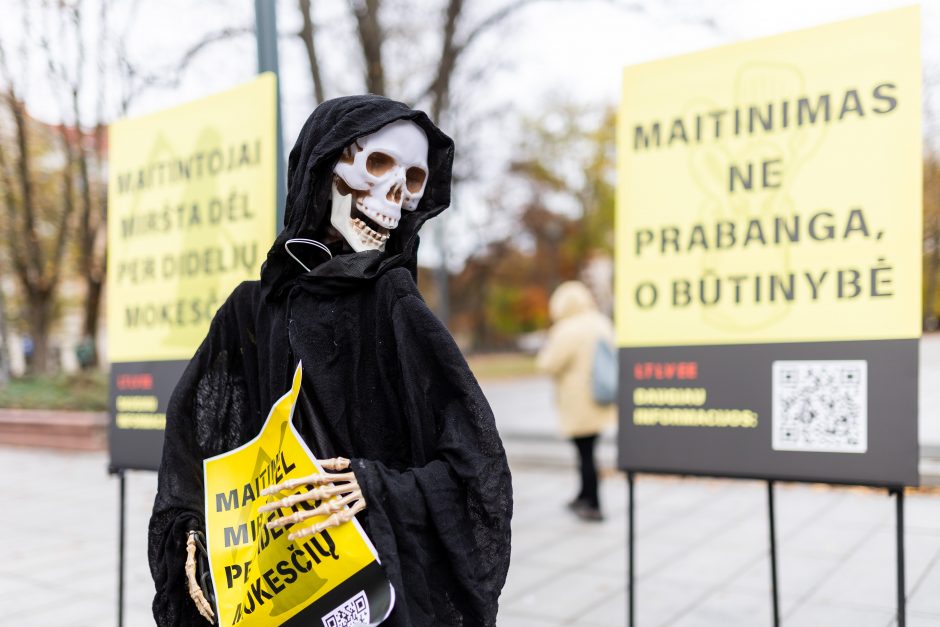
{"left": 186, "top": 533, "right": 215, "bottom": 623}
{"left": 265, "top": 490, "right": 360, "bottom": 530}
{"left": 257, "top": 483, "right": 350, "bottom": 513}
{"left": 287, "top": 500, "right": 367, "bottom": 541}
{"left": 320, "top": 457, "right": 350, "bottom": 471}
{"left": 266, "top": 492, "right": 361, "bottom": 530}
{"left": 260, "top": 471, "right": 358, "bottom": 496}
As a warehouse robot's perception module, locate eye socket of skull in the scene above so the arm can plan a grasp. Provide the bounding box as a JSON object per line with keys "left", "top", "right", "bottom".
{"left": 366, "top": 151, "right": 396, "bottom": 177}
{"left": 405, "top": 167, "right": 427, "bottom": 193}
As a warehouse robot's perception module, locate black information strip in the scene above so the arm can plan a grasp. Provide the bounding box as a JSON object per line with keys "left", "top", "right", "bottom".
{"left": 282, "top": 562, "right": 392, "bottom": 627}
{"left": 109, "top": 359, "right": 189, "bottom": 471}
{"left": 618, "top": 339, "right": 919, "bottom": 487}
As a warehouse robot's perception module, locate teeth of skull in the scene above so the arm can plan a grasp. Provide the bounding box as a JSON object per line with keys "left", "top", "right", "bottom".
{"left": 349, "top": 217, "right": 389, "bottom": 246}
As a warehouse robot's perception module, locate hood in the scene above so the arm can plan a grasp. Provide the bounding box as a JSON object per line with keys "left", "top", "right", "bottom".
{"left": 549, "top": 281, "right": 597, "bottom": 321}
{"left": 261, "top": 95, "right": 455, "bottom": 300}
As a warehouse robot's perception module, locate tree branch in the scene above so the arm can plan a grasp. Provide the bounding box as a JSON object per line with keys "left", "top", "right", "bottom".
{"left": 297, "top": 0, "right": 326, "bottom": 103}
{"left": 348, "top": 0, "right": 386, "bottom": 94}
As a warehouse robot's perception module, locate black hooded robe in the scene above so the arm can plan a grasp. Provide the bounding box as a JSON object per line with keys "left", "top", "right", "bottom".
{"left": 148, "top": 96, "right": 513, "bottom": 627}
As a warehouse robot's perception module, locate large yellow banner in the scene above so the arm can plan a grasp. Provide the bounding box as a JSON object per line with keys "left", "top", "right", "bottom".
{"left": 204, "top": 364, "right": 392, "bottom": 627}
{"left": 107, "top": 74, "right": 277, "bottom": 362}
{"left": 615, "top": 7, "right": 921, "bottom": 347}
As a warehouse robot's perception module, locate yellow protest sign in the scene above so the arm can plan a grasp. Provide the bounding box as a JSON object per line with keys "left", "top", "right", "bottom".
{"left": 615, "top": 8, "right": 922, "bottom": 487}
{"left": 107, "top": 74, "right": 277, "bottom": 362}
{"left": 615, "top": 7, "right": 921, "bottom": 348}
{"left": 204, "top": 363, "right": 394, "bottom": 627}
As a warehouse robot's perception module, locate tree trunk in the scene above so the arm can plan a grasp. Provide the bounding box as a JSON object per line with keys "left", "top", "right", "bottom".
{"left": 926, "top": 215, "right": 940, "bottom": 328}
{"left": 82, "top": 276, "right": 104, "bottom": 368}
{"left": 351, "top": 0, "right": 386, "bottom": 95}
{"left": 298, "top": 0, "right": 325, "bottom": 103}
{"left": 0, "top": 285, "right": 10, "bottom": 387}
{"left": 26, "top": 291, "right": 54, "bottom": 375}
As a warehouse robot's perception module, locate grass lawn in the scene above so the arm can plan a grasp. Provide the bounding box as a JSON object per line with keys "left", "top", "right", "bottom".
{"left": 466, "top": 352, "right": 539, "bottom": 380}
{"left": 0, "top": 372, "right": 109, "bottom": 411}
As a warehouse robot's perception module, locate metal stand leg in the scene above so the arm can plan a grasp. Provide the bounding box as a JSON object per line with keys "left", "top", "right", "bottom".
{"left": 767, "top": 480, "right": 780, "bottom": 627}
{"left": 894, "top": 487, "right": 906, "bottom": 627}
{"left": 118, "top": 469, "right": 126, "bottom": 627}
{"left": 628, "top": 471, "right": 635, "bottom": 627}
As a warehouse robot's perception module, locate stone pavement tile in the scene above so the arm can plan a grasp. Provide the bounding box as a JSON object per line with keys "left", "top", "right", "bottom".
{"left": 524, "top": 531, "right": 624, "bottom": 570}
{"left": 907, "top": 493, "right": 940, "bottom": 533}
{"left": 497, "top": 609, "right": 566, "bottom": 626}
{"left": 909, "top": 611, "right": 940, "bottom": 626}
{"left": 708, "top": 515, "right": 771, "bottom": 551}
{"left": 631, "top": 574, "right": 710, "bottom": 626}
{"left": 649, "top": 545, "right": 762, "bottom": 588}
{"left": 4, "top": 587, "right": 111, "bottom": 627}
{"left": 0, "top": 572, "right": 56, "bottom": 610}
{"left": 511, "top": 525, "right": 571, "bottom": 559}
{"left": 589, "top": 538, "right": 627, "bottom": 577}
{"left": 909, "top": 547, "right": 940, "bottom": 615}
{"left": 725, "top": 552, "right": 838, "bottom": 614}
{"left": 790, "top": 487, "right": 892, "bottom": 532}
{"left": 636, "top": 480, "right": 737, "bottom": 530}
{"left": 501, "top": 562, "right": 559, "bottom": 603}
{"left": 774, "top": 486, "right": 846, "bottom": 537}
{"left": 500, "top": 569, "right": 622, "bottom": 623}
{"left": 668, "top": 588, "right": 773, "bottom": 627}
{"left": 785, "top": 601, "right": 895, "bottom": 627}
{"left": 779, "top": 510, "right": 882, "bottom": 559}
{"left": 636, "top": 489, "right": 756, "bottom": 547}
{"left": 571, "top": 589, "right": 626, "bottom": 626}
{"left": 805, "top": 528, "right": 940, "bottom": 612}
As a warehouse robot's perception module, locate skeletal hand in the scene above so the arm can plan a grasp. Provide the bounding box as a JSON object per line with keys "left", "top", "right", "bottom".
{"left": 185, "top": 531, "right": 215, "bottom": 624}
{"left": 259, "top": 457, "right": 366, "bottom": 541}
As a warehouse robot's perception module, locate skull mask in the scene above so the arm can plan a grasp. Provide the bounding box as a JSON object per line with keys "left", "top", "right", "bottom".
{"left": 331, "top": 120, "right": 430, "bottom": 252}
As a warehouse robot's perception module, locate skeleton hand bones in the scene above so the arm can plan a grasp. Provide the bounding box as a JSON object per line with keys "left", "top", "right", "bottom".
{"left": 185, "top": 531, "right": 215, "bottom": 624}
{"left": 258, "top": 457, "right": 366, "bottom": 541}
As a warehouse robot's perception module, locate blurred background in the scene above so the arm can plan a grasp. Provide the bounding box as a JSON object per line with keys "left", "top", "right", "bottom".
{"left": 3, "top": 0, "right": 940, "bottom": 384}
{"left": 2, "top": 1, "right": 940, "bottom": 626}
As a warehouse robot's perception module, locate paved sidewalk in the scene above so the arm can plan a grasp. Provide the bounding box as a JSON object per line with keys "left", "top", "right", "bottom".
{"left": 1, "top": 446, "right": 939, "bottom": 626}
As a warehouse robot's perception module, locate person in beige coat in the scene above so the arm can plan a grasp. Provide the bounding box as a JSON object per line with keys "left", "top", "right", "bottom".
{"left": 537, "top": 281, "right": 616, "bottom": 521}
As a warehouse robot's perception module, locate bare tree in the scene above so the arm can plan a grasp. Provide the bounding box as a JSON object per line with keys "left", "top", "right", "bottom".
{"left": 0, "top": 0, "right": 253, "bottom": 372}
{"left": 0, "top": 280, "right": 10, "bottom": 386}
{"left": 0, "top": 31, "right": 77, "bottom": 374}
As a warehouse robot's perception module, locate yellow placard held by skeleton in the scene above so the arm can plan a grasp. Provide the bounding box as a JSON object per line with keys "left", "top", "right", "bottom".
{"left": 203, "top": 363, "right": 394, "bottom": 626}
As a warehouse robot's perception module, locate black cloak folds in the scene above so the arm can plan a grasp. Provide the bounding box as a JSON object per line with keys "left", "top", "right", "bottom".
{"left": 148, "top": 95, "right": 513, "bottom": 626}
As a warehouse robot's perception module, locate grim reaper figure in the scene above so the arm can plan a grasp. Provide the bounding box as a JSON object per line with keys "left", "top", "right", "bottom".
{"left": 148, "top": 96, "right": 513, "bottom": 626}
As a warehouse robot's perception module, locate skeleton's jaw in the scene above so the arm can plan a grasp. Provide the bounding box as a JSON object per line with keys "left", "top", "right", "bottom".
{"left": 350, "top": 206, "right": 390, "bottom": 248}
{"left": 331, "top": 182, "right": 390, "bottom": 252}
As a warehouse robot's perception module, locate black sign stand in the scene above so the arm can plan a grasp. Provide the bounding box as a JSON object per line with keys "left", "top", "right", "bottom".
{"left": 767, "top": 480, "right": 780, "bottom": 627}
{"left": 625, "top": 474, "right": 908, "bottom": 626}
{"left": 109, "top": 466, "right": 127, "bottom": 627}
{"left": 893, "top": 487, "right": 906, "bottom": 627}
{"left": 627, "top": 471, "right": 636, "bottom": 627}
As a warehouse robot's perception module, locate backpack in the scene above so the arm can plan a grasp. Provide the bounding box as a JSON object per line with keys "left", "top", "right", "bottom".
{"left": 592, "top": 337, "right": 618, "bottom": 405}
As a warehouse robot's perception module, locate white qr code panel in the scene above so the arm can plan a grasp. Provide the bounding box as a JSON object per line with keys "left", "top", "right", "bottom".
{"left": 322, "top": 590, "right": 371, "bottom": 627}
{"left": 772, "top": 360, "right": 867, "bottom": 454}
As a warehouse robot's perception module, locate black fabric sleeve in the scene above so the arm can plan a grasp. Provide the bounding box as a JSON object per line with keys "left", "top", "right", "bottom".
{"left": 352, "top": 294, "right": 513, "bottom": 627}
{"left": 148, "top": 304, "right": 236, "bottom": 627}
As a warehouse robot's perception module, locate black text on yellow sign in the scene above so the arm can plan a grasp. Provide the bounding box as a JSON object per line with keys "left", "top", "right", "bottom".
{"left": 614, "top": 7, "right": 921, "bottom": 347}
{"left": 106, "top": 74, "right": 277, "bottom": 362}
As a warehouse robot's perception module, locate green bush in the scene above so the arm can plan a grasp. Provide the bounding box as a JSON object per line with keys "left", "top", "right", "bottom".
{"left": 0, "top": 372, "right": 109, "bottom": 411}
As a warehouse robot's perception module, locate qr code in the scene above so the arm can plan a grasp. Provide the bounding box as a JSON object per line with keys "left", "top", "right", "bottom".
{"left": 772, "top": 360, "right": 867, "bottom": 454}
{"left": 322, "top": 590, "right": 370, "bottom": 627}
